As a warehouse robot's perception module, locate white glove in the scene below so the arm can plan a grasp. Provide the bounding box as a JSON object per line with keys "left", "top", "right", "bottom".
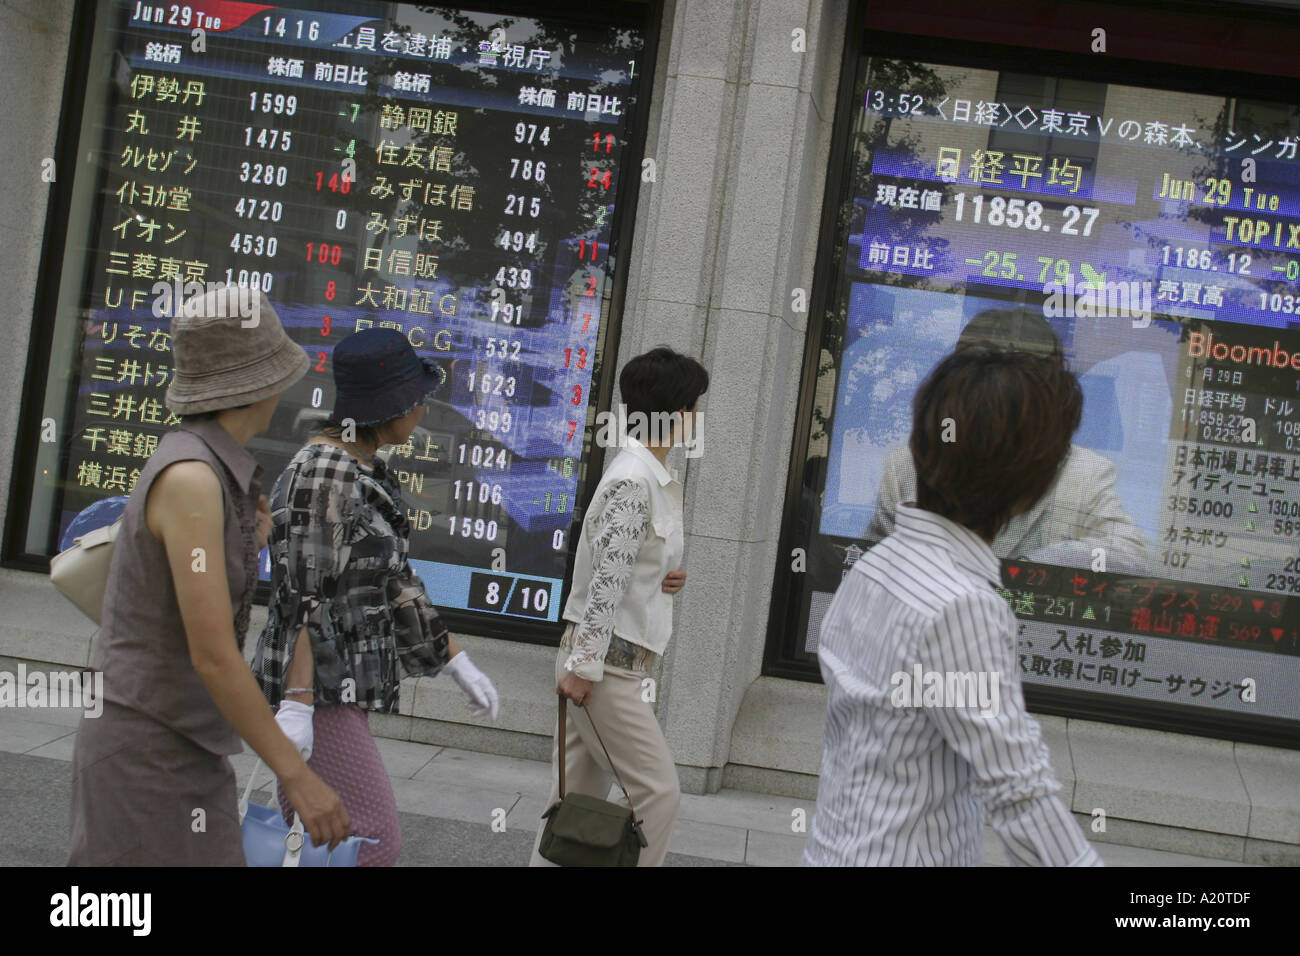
{"left": 275, "top": 699, "right": 315, "bottom": 760}
{"left": 444, "top": 652, "right": 500, "bottom": 720}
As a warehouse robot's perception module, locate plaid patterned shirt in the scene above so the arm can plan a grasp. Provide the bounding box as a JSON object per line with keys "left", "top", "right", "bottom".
{"left": 253, "top": 442, "right": 450, "bottom": 713}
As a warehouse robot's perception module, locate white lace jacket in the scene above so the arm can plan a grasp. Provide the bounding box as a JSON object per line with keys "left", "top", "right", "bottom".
{"left": 562, "top": 438, "right": 685, "bottom": 680}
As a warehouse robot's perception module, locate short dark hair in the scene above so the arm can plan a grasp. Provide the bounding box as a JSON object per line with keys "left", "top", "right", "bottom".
{"left": 619, "top": 346, "right": 709, "bottom": 417}
{"left": 956, "top": 308, "right": 1064, "bottom": 361}
{"left": 910, "top": 348, "right": 1082, "bottom": 540}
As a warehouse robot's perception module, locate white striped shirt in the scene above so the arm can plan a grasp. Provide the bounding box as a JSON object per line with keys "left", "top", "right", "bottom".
{"left": 802, "top": 504, "right": 1102, "bottom": 867}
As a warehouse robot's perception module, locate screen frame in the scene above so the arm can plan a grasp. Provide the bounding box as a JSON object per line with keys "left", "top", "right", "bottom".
{"left": 762, "top": 0, "right": 1300, "bottom": 750}
{"left": 2, "top": 0, "right": 664, "bottom": 648}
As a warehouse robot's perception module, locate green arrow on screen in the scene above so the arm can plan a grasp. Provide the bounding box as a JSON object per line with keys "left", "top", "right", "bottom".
{"left": 1080, "top": 262, "right": 1106, "bottom": 290}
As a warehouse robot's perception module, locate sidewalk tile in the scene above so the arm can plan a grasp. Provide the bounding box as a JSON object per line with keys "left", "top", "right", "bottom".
{"left": 1074, "top": 811, "right": 1246, "bottom": 861}
{"left": 677, "top": 788, "right": 807, "bottom": 835}
{"left": 374, "top": 736, "right": 441, "bottom": 779}
{"left": 1069, "top": 720, "right": 1249, "bottom": 835}
{"left": 1098, "top": 842, "right": 1255, "bottom": 866}
{"left": 1234, "top": 743, "right": 1300, "bottom": 845}
{"left": 507, "top": 791, "right": 550, "bottom": 837}
{"left": 389, "top": 775, "right": 522, "bottom": 828}
{"left": 26, "top": 734, "right": 77, "bottom": 761}
{"left": 744, "top": 829, "right": 805, "bottom": 866}
{"left": 414, "top": 747, "right": 553, "bottom": 794}
{"left": 0, "top": 716, "right": 76, "bottom": 755}
{"left": 14, "top": 705, "right": 85, "bottom": 729}
{"left": 667, "top": 817, "right": 747, "bottom": 863}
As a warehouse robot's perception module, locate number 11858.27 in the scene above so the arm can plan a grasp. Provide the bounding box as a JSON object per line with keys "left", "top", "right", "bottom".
{"left": 952, "top": 193, "right": 1099, "bottom": 236}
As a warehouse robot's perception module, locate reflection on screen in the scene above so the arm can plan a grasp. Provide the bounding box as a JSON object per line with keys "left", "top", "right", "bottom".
{"left": 798, "top": 57, "right": 1300, "bottom": 733}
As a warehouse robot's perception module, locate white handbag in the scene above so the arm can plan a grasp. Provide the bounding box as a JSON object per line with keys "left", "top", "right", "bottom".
{"left": 49, "top": 517, "right": 122, "bottom": 625}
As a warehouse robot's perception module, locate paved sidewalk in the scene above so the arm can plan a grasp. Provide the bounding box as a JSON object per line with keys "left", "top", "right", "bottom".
{"left": 0, "top": 706, "right": 1254, "bottom": 867}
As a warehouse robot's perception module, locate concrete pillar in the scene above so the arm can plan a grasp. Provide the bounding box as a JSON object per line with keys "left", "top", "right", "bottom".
{"left": 0, "top": 0, "right": 76, "bottom": 541}
{"left": 618, "top": 0, "right": 849, "bottom": 791}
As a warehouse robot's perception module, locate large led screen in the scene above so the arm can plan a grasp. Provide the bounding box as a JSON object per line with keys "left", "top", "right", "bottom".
{"left": 778, "top": 54, "right": 1300, "bottom": 739}
{"left": 12, "top": 0, "right": 652, "bottom": 632}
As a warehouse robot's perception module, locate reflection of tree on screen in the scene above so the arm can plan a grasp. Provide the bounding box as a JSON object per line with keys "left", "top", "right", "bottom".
{"left": 812, "top": 59, "right": 951, "bottom": 444}
{"left": 838, "top": 340, "right": 921, "bottom": 452}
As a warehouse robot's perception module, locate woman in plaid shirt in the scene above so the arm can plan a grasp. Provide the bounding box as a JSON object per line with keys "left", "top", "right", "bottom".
{"left": 253, "top": 328, "right": 500, "bottom": 865}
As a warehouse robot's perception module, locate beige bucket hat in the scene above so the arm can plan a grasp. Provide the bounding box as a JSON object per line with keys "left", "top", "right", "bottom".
{"left": 165, "top": 285, "right": 310, "bottom": 415}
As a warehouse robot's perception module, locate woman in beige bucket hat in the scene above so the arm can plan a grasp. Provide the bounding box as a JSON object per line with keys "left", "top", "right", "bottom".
{"left": 68, "top": 285, "right": 351, "bottom": 865}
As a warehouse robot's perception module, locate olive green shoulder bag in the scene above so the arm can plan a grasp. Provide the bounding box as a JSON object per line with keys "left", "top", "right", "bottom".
{"left": 538, "top": 693, "right": 649, "bottom": 866}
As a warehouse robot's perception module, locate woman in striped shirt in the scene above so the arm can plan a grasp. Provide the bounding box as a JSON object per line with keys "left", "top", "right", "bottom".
{"left": 804, "top": 347, "right": 1102, "bottom": 867}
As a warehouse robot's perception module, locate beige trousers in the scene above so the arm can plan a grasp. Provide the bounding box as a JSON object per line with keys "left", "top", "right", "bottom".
{"left": 529, "top": 635, "right": 681, "bottom": 867}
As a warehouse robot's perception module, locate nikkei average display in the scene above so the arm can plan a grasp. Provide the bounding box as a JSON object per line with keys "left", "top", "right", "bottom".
{"left": 789, "top": 55, "right": 1300, "bottom": 735}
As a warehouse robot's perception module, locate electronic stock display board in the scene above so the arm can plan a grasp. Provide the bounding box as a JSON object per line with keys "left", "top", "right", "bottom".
{"left": 774, "top": 42, "right": 1300, "bottom": 742}
{"left": 14, "top": 0, "right": 654, "bottom": 635}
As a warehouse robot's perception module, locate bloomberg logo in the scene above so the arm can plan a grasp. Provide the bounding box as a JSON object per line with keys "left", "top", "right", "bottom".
{"left": 1187, "top": 330, "right": 1300, "bottom": 370}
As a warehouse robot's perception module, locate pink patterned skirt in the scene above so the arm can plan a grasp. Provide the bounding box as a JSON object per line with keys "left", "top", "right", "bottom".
{"left": 277, "top": 704, "right": 401, "bottom": 866}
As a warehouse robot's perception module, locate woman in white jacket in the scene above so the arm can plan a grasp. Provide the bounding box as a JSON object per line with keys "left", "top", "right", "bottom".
{"left": 530, "top": 346, "right": 709, "bottom": 867}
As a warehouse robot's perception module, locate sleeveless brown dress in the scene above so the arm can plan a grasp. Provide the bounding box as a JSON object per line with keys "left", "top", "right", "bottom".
{"left": 67, "top": 419, "right": 261, "bottom": 866}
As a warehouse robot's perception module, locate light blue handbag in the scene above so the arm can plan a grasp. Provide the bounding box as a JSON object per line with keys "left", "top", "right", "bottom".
{"left": 238, "top": 760, "right": 379, "bottom": 867}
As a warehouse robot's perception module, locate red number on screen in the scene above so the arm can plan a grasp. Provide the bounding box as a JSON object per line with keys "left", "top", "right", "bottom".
{"left": 305, "top": 243, "right": 342, "bottom": 265}
{"left": 314, "top": 172, "right": 352, "bottom": 194}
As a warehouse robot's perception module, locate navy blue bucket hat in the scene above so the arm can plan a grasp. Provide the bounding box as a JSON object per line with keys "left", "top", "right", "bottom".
{"left": 330, "top": 328, "right": 447, "bottom": 427}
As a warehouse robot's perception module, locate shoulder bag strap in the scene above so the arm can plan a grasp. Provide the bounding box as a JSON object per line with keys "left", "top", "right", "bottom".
{"left": 556, "top": 693, "right": 641, "bottom": 822}
{"left": 558, "top": 693, "right": 566, "bottom": 798}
